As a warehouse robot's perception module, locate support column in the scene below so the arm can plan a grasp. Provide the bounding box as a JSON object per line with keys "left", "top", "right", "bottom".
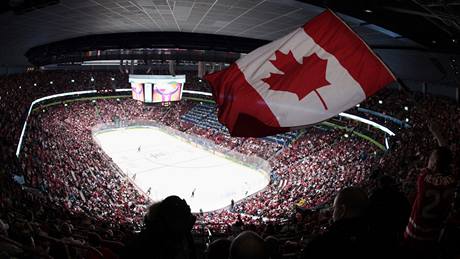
{"left": 119, "top": 59, "right": 124, "bottom": 74}
{"left": 456, "top": 87, "right": 459, "bottom": 103}
{"left": 168, "top": 60, "right": 176, "bottom": 76}
{"left": 197, "top": 61, "right": 205, "bottom": 78}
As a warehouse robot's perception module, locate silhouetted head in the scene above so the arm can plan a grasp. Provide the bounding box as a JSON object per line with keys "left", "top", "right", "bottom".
{"left": 207, "top": 238, "right": 231, "bottom": 259}
{"left": 428, "top": 147, "right": 452, "bottom": 174}
{"left": 137, "top": 196, "right": 196, "bottom": 258}
{"left": 144, "top": 202, "right": 161, "bottom": 228}
{"left": 145, "top": 196, "right": 195, "bottom": 237}
{"left": 332, "top": 187, "right": 369, "bottom": 222}
{"left": 60, "top": 223, "right": 72, "bottom": 237}
{"left": 87, "top": 232, "right": 102, "bottom": 247}
{"left": 230, "top": 231, "right": 268, "bottom": 259}
{"left": 377, "top": 175, "right": 395, "bottom": 189}
{"left": 264, "top": 236, "right": 281, "bottom": 258}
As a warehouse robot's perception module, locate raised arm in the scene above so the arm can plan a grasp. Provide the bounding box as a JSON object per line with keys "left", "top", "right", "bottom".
{"left": 428, "top": 121, "right": 448, "bottom": 147}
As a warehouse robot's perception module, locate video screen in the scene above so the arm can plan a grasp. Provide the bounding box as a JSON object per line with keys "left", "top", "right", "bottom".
{"left": 131, "top": 82, "right": 144, "bottom": 102}
{"left": 129, "top": 75, "right": 186, "bottom": 103}
{"left": 153, "top": 81, "right": 183, "bottom": 102}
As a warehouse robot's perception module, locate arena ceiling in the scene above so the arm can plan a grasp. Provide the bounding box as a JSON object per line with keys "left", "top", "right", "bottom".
{"left": 0, "top": 0, "right": 459, "bottom": 79}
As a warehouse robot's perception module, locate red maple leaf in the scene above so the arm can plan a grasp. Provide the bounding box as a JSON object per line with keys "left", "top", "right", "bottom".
{"left": 262, "top": 50, "right": 330, "bottom": 106}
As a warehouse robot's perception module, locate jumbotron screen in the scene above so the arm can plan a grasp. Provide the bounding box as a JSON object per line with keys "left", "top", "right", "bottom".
{"left": 129, "top": 74, "right": 185, "bottom": 103}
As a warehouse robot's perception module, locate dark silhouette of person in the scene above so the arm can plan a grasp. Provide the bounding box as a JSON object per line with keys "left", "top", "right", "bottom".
{"left": 85, "top": 232, "right": 117, "bottom": 259}
{"left": 264, "top": 236, "right": 282, "bottom": 259}
{"left": 403, "top": 122, "right": 457, "bottom": 259}
{"left": 229, "top": 231, "right": 268, "bottom": 259}
{"left": 206, "top": 238, "right": 231, "bottom": 259}
{"left": 369, "top": 175, "right": 410, "bottom": 251}
{"left": 122, "top": 196, "right": 196, "bottom": 259}
{"left": 302, "top": 187, "right": 376, "bottom": 259}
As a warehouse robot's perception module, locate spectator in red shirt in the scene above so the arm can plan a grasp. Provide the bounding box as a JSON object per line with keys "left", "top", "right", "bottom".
{"left": 404, "top": 121, "right": 457, "bottom": 258}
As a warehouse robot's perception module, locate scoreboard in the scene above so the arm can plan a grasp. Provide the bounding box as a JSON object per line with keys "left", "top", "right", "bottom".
{"left": 129, "top": 74, "right": 186, "bottom": 103}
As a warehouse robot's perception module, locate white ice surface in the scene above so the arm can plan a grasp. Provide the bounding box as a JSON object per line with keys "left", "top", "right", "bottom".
{"left": 94, "top": 127, "right": 269, "bottom": 213}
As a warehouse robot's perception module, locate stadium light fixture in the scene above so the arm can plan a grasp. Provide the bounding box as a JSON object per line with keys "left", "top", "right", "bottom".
{"left": 339, "top": 112, "right": 395, "bottom": 136}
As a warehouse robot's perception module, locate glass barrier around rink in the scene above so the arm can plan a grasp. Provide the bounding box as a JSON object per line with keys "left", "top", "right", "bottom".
{"left": 92, "top": 120, "right": 272, "bottom": 180}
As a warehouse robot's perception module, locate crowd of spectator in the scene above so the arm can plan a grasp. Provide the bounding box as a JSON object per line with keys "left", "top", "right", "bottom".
{"left": 0, "top": 70, "right": 459, "bottom": 258}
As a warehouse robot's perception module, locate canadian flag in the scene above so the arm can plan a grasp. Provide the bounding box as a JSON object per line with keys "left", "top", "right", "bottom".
{"left": 205, "top": 10, "right": 396, "bottom": 137}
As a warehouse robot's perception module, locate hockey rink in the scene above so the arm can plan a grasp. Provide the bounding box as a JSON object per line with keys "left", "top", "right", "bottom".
{"left": 94, "top": 127, "right": 269, "bottom": 212}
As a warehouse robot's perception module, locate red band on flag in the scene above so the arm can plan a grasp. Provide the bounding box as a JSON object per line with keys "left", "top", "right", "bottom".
{"left": 205, "top": 64, "right": 281, "bottom": 136}
{"left": 303, "top": 10, "right": 396, "bottom": 97}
